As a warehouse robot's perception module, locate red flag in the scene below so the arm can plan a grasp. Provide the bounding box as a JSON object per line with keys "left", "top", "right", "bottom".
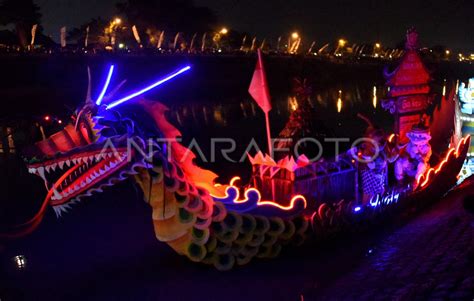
{"left": 249, "top": 49, "right": 271, "bottom": 113}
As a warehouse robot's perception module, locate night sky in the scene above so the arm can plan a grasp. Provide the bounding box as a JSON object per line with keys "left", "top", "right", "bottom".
{"left": 36, "top": 0, "right": 474, "bottom": 51}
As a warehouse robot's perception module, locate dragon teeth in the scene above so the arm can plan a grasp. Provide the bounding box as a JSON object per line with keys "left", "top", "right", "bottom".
{"left": 58, "top": 161, "right": 65, "bottom": 169}
{"left": 37, "top": 167, "right": 45, "bottom": 179}
{"left": 52, "top": 189, "right": 63, "bottom": 200}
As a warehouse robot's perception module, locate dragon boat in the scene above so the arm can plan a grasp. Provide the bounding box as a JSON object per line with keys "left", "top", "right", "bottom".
{"left": 0, "top": 29, "right": 471, "bottom": 271}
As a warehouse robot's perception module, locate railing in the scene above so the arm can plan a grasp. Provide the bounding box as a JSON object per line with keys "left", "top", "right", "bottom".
{"left": 252, "top": 159, "right": 358, "bottom": 208}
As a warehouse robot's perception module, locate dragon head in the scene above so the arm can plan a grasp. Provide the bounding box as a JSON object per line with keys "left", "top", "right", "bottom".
{"left": 22, "top": 65, "right": 192, "bottom": 217}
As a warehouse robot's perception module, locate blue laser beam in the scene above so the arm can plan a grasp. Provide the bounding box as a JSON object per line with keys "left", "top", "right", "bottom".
{"left": 95, "top": 65, "right": 115, "bottom": 106}
{"left": 105, "top": 65, "right": 191, "bottom": 110}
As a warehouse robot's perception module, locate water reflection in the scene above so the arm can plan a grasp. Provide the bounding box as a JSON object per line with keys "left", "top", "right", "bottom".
{"left": 372, "top": 86, "right": 377, "bottom": 108}
{"left": 337, "top": 90, "right": 343, "bottom": 113}
{"left": 12, "top": 255, "right": 27, "bottom": 271}
{"left": 166, "top": 83, "right": 390, "bottom": 131}
{"left": 288, "top": 96, "right": 298, "bottom": 112}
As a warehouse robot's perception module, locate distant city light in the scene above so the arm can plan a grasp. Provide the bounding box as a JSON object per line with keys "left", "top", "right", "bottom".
{"left": 220, "top": 27, "right": 228, "bottom": 35}
{"left": 44, "top": 115, "right": 50, "bottom": 121}
{"left": 338, "top": 39, "right": 346, "bottom": 47}
{"left": 291, "top": 32, "right": 299, "bottom": 39}
{"left": 445, "top": 50, "right": 450, "bottom": 55}
{"left": 354, "top": 206, "right": 362, "bottom": 212}
{"left": 58, "top": 119, "right": 62, "bottom": 124}
{"left": 375, "top": 42, "right": 381, "bottom": 48}
{"left": 114, "top": 18, "right": 122, "bottom": 25}
{"left": 118, "top": 43, "right": 125, "bottom": 49}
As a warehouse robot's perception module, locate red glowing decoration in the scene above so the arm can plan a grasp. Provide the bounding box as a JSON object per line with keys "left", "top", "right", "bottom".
{"left": 416, "top": 135, "right": 470, "bottom": 188}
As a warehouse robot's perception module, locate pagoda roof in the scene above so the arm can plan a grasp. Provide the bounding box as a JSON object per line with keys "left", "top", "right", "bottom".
{"left": 385, "top": 50, "right": 431, "bottom": 88}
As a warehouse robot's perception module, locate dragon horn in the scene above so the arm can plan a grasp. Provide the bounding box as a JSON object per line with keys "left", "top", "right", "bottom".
{"left": 85, "top": 66, "right": 93, "bottom": 104}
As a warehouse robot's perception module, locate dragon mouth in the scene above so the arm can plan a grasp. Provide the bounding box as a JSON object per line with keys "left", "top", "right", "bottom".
{"left": 27, "top": 148, "right": 131, "bottom": 209}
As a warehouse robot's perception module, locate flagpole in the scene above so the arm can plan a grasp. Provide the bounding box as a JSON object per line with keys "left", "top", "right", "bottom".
{"left": 256, "top": 49, "right": 272, "bottom": 156}
{"left": 249, "top": 49, "right": 275, "bottom": 200}
{"left": 265, "top": 111, "right": 272, "bottom": 156}
{"left": 265, "top": 110, "right": 275, "bottom": 201}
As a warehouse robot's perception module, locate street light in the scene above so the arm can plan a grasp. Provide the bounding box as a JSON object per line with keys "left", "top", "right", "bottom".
{"left": 445, "top": 50, "right": 450, "bottom": 55}
{"left": 375, "top": 42, "right": 381, "bottom": 48}
{"left": 292, "top": 32, "right": 299, "bottom": 40}
{"left": 338, "top": 39, "right": 346, "bottom": 47}
{"left": 220, "top": 27, "right": 228, "bottom": 35}
{"left": 114, "top": 18, "right": 122, "bottom": 25}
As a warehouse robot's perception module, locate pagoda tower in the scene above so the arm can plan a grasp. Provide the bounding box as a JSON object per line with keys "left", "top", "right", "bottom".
{"left": 382, "top": 28, "right": 433, "bottom": 143}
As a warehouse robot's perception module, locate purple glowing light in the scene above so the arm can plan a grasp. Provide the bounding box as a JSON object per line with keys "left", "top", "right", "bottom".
{"left": 354, "top": 206, "right": 361, "bottom": 212}
{"left": 106, "top": 65, "right": 191, "bottom": 110}
{"left": 96, "top": 65, "right": 115, "bottom": 106}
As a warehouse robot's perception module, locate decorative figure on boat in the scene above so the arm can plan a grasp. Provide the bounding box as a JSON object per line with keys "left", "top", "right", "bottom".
{"left": 381, "top": 27, "right": 433, "bottom": 144}
{"left": 395, "top": 120, "right": 432, "bottom": 186}
{"left": 355, "top": 114, "right": 399, "bottom": 203}
{"left": 458, "top": 78, "right": 474, "bottom": 115}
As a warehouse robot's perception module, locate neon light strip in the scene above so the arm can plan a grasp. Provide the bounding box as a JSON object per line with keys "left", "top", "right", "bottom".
{"left": 106, "top": 65, "right": 191, "bottom": 109}
{"left": 416, "top": 136, "right": 470, "bottom": 188}
{"left": 211, "top": 176, "right": 307, "bottom": 211}
{"left": 95, "top": 65, "right": 115, "bottom": 106}
{"left": 258, "top": 195, "right": 307, "bottom": 210}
